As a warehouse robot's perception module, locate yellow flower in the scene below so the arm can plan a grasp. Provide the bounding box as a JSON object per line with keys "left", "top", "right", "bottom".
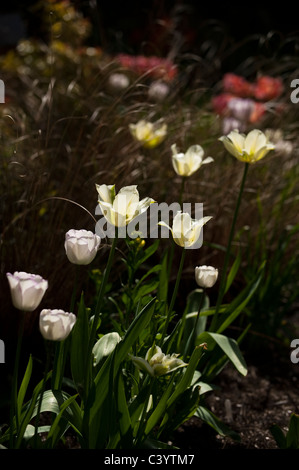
{"left": 171, "top": 144, "right": 213, "bottom": 177}
{"left": 129, "top": 119, "right": 167, "bottom": 148}
{"left": 158, "top": 211, "right": 212, "bottom": 249}
{"left": 219, "top": 129, "right": 275, "bottom": 163}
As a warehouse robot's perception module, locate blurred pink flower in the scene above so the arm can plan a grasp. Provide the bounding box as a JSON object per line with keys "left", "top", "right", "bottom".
{"left": 115, "top": 54, "right": 177, "bottom": 81}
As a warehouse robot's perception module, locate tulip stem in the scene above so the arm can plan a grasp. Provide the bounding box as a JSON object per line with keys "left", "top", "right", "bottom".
{"left": 85, "top": 231, "right": 118, "bottom": 394}
{"left": 9, "top": 310, "right": 25, "bottom": 448}
{"left": 210, "top": 162, "right": 249, "bottom": 331}
{"left": 161, "top": 247, "right": 186, "bottom": 345}
{"left": 184, "top": 288, "right": 206, "bottom": 360}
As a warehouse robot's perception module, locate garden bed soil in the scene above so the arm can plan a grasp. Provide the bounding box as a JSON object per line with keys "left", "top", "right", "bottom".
{"left": 171, "top": 341, "right": 299, "bottom": 449}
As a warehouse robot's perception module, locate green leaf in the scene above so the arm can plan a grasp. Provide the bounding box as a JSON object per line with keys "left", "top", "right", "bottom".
{"left": 286, "top": 413, "right": 299, "bottom": 449}
{"left": 15, "top": 371, "right": 52, "bottom": 448}
{"left": 45, "top": 393, "right": 81, "bottom": 448}
{"left": 270, "top": 424, "right": 287, "bottom": 449}
{"left": 85, "top": 298, "right": 156, "bottom": 448}
{"left": 92, "top": 332, "right": 121, "bottom": 366}
{"left": 216, "top": 265, "right": 265, "bottom": 334}
{"left": 165, "top": 344, "right": 206, "bottom": 410}
{"left": 195, "top": 405, "right": 240, "bottom": 441}
{"left": 17, "top": 355, "right": 33, "bottom": 423}
{"left": 136, "top": 240, "right": 160, "bottom": 269}
{"left": 144, "top": 375, "right": 176, "bottom": 436}
{"left": 197, "top": 332, "right": 247, "bottom": 376}
{"left": 108, "top": 372, "right": 133, "bottom": 449}
{"left": 70, "top": 294, "right": 90, "bottom": 398}
{"left": 181, "top": 290, "right": 209, "bottom": 357}
{"left": 158, "top": 385, "right": 201, "bottom": 436}
{"left": 224, "top": 250, "right": 241, "bottom": 294}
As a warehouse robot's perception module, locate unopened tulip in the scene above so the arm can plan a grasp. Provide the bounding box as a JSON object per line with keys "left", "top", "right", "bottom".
{"left": 39, "top": 309, "right": 76, "bottom": 341}
{"left": 158, "top": 211, "right": 212, "bottom": 249}
{"left": 6, "top": 271, "right": 48, "bottom": 311}
{"left": 96, "top": 184, "right": 155, "bottom": 227}
{"left": 195, "top": 265, "right": 218, "bottom": 288}
{"left": 130, "top": 345, "right": 187, "bottom": 377}
{"left": 171, "top": 144, "right": 213, "bottom": 177}
{"left": 64, "top": 229, "right": 101, "bottom": 265}
{"left": 219, "top": 129, "right": 275, "bottom": 163}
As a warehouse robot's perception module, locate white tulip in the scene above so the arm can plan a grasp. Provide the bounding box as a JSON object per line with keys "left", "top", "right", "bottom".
{"left": 219, "top": 129, "right": 275, "bottom": 163}
{"left": 96, "top": 184, "right": 155, "bottom": 227}
{"left": 171, "top": 144, "right": 214, "bottom": 177}
{"left": 158, "top": 211, "right": 212, "bottom": 249}
{"left": 39, "top": 309, "right": 76, "bottom": 341}
{"left": 6, "top": 271, "right": 48, "bottom": 312}
{"left": 64, "top": 229, "right": 101, "bottom": 265}
{"left": 195, "top": 265, "right": 218, "bottom": 288}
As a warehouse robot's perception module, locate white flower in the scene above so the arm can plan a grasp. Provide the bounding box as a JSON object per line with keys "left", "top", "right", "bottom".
{"left": 158, "top": 211, "right": 212, "bottom": 249}
{"left": 39, "top": 309, "right": 76, "bottom": 341}
{"left": 195, "top": 265, "right": 218, "bottom": 288}
{"left": 227, "top": 98, "right": 255, "bottom": 121}
{"left": 171, "top": 144, "right": 213, "bottom": 177}
{"left": 6, "top": 271, "right": 48, "bottom": 312}
{"left": 108, "top": 72, "right": 130, "bottom": 91}
{"left": 148, "top": 81, "right": 169, "bottom": 102}
{"left": 65, "top": 229, "right": 101, "bottom": 265}
{"left": 130, "top": 345, "right": 187, "bottom": 377}
{"left": 129, "top": 119, "right": 167, "bottom": 148}
{"left": 219, "top": 129, "right": 275, "bottom": 163}
{"left": 96, "top": 184, "right": 155, "bottom": 227}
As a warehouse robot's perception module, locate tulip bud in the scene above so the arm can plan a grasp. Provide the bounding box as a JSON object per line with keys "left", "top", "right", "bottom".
{"left": 64, "top": 229, "right": 101, "bottom": 265}
{"left": 195, "top": 265, "right": 218, "bottom": 288}
{"left": 130, "top": 345, "right": 187, "bottom": 377}
{"left": 39, "top": 309, "right": 76, "bottom": 341}
{"left": 6, "top": 271, "right": 48, "bottom": 311}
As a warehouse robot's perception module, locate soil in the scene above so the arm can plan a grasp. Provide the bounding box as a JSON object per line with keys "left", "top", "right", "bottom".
{"left": 170, "top": 340, "right": 299, "bottom": 450}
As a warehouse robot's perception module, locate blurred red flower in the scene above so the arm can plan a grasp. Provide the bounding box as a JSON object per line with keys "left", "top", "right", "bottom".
{"left": 253, "top": 76, "right": 284, "bottom": 101}
{"left": 222, "top": 73, "right": 254, "bottom": 97}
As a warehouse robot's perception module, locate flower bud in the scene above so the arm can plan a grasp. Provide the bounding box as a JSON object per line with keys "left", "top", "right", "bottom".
{"left": 195, "top": 265, "right": 218, "bottom": 288}
{"left": 130, "top": 345, "right": 187, "bottom": 377}
{"left": 6, "top": 271, "right": 48, "bottom": 311}
{"left": 39, "top": 309, "right": 76, "bottom": 341}
{"left": 64, "top": 229, "right": 101, "bottom": 265}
